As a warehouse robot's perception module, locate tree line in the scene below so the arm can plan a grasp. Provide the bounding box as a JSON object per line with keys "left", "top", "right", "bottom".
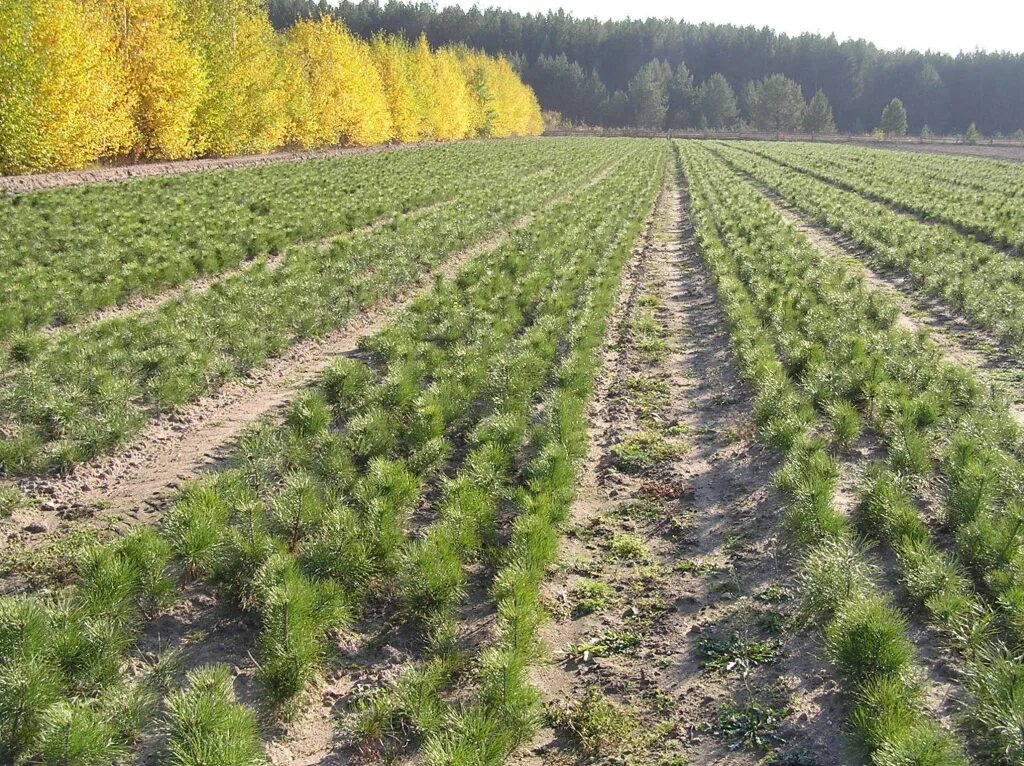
{"left": 0, "top": 0, "right": 542, "bottom": 174}
{"left": 267, "top": 0, "right": 1024, "bottom": 136}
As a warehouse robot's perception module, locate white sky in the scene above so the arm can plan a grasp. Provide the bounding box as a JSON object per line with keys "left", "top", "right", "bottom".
{"left": 450, "top": 0, "right": 1024, "bottom": 55}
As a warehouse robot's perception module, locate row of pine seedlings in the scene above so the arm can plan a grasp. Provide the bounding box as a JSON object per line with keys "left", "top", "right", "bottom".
{"left": 732, "top": 141, "right": 1024, "bottom": 251}
{"left": 0, "top": 143, "right": 661, "bottom": 764}
{"left": 712, "top": 142, "right": 1024, "bottom": 354}
{"left": 355, "top": 149, "right": 662, "bottom": 764}
{"left": 681, "top": 140, "right": 1024, "bottom": 764}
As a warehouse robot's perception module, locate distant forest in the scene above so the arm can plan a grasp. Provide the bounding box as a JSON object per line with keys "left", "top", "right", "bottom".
{"left": 267, "top": 0, "right": 1024, "bottom": 135}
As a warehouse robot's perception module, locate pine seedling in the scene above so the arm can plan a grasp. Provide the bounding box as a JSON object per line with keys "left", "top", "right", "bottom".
{"left": 37, "top": 700, "right": 127, "bottom": 766}
{"left": 401, "top": 532, "right": 466, "bottom": 620}
{"left": 320, "top": 359, "right": 374, "bottom": 417}
{"left": 257, "top": 565, "right": 348, "bottom": 708}
{"left": 345, "top": 406, "right": 400, "bottom": 463}
{"left": 269, "top": 471, "right": 328, "bottom": 550}
{"left": 825, "top": 597, "right": 914, "bottom": 680}
{"left": 799, "top": 537, "right": 876, "bottom": 618}
{"left": 857, "top": 465, "right": 925, "bottom": 546}
{"left": 0, "top": 656, "right": 63, "bottom": 762}
{"left": 825, "top": 398, "right": 862, "bottom": 449}
{"left": 164, "top": 665, "right": 266, "bottom": 766}
{"left": 49, "top": 593, "right": 133, "bottom": 694}
{"left": 284, "top": 391, "right": 333, "bottom": 439}
{"left": 299, "top": 504, "right": 370, "bottom": 594}
{"left": 354, "top": 459, "right": 422, "bottom": 577}
{"left": 164, "top": 482, "right": 231, "bottom": 577}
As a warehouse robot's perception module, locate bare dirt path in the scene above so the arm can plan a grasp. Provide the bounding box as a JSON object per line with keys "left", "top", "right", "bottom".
{"left": 509, "top": 163, "right": 850, "bottom": 765}
{"left": 760, "top": 190, "right": 1024, "bottom": 425}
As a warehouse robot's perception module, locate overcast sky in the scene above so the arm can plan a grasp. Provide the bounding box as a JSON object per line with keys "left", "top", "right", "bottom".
{"left": 449, "top": 0, "right": 1024, "bottom": 55}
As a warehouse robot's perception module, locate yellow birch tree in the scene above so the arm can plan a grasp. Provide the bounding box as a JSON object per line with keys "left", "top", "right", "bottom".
{"left": 0, "top": 0, "right": 135, "bottom": 173}
{"left": 432, "top": 47, "right": 473, "bottom": 141}
{"left": 371, "top": 34, "right": 423, "bottom": 143}
{"left": 284, "top": 18, "right": 392, "bottom": 147}
{"left": 98, "top": 0, "right": 207, "bottom": 159}
{"left": 182, "top": 0, "right": 287, "bottom": 156}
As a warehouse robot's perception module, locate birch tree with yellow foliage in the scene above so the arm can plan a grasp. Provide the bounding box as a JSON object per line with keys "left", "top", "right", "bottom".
{"left": 432, "top": 47, "right": 474, "bottom": 141}
{"left": 98, "top": 0, "right": 207, "bottom": 159}
{"left": 0, "top": 0, "right": 135, "bottom": 172}
{"left": 283, "top": 18, "right": 392, "bottom": 147}
{"left": 371, "top": 34, "right": 423, "bottom": 143}
{"left": 488, "top": 56, "right": 545, "bottom": 137}
{"left": 181, "top": 0, "right": 288, "bottom": 156}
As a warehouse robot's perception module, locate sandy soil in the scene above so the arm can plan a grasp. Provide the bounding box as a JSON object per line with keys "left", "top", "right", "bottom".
{"left": 508, "top": 161, "right": 854, "bottom": 765}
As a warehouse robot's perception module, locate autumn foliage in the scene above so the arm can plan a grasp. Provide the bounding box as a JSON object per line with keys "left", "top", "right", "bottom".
{"left": 0, "top": 1, "right": 542, "bottom": 174}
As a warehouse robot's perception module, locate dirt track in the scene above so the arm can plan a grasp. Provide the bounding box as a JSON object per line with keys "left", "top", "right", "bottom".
{"left": 512, "top": 160, "right": 851, "bottom": 765}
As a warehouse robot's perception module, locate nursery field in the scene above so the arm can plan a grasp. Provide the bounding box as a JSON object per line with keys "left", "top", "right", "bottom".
{"left": 3, "top": 137, "right": 1024, "bottom": 766}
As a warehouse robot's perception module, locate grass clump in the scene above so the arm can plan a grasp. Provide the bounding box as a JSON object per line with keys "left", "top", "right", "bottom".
{"left": 0, "top": 483, "right": 31, "bottom": 518}
{"left": 569, "top": 628, "right": 643, "bottom": 659}
{"left": 549, "top": 686, "right": 632, "bottom": 758}
{"left": 569, "top": 579, "right": 614, "bottom": 617}
{"left": 611, "top": 430, "right": 685, "bottom": 474}
{"left": 608, "top": 533, "right": 651, "bottom": 561}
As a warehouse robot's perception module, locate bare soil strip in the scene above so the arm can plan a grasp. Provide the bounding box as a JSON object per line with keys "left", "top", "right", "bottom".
{"left": 39, "top": 200, "right": 452, "bottom": 340}
{"left": 760, "top": 190, "right": 1024, "bottom": 424}
{"left": 507, "top": 165, "right": 851, "bottom": 765}
{"left": 0, "top": 138, "right": 504, "bottom": 195}
{"left": 3, "top": 157, "right": 630, "bottom": 574}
